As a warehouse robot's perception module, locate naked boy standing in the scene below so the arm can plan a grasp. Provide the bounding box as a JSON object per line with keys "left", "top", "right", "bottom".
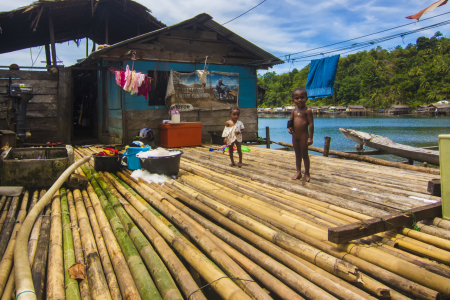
{"left": 287, "top": 88, "right": 314, "bottom": 181}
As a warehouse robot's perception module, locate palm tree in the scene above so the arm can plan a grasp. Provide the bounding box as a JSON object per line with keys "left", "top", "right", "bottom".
{"left": 408, "top": 66, "right": 423, "bottom": 77}
{"left": 427, "top": 88, "right": 441, "bottom": 104}
{"left": 370, "top": 88, "right": 383, "bottom": 107}
{"left": 420, "top": 78, "right": 430, "bottom": 90}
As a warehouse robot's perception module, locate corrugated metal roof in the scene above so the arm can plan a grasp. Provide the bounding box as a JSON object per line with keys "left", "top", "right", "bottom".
{"left": 432, "top": 104, "right": 450, "bottom": 108}
{"left": 77, "top": 13, "right": 283, "bottom": 68}
{"left": 348, "top": 105, "right": 365, "bottom": 109}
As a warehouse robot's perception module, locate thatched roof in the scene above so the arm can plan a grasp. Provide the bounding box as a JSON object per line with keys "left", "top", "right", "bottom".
{"left": 0, "top": 0, "right": 165, "bottom": 54}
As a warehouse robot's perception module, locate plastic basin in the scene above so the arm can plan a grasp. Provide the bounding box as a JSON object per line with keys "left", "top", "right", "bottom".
{"left": 93, "top": 154, "right": 123, "bottom": 172}
{"left": 123, "top": 146, "right": 151, "bottom": 170}
{"left": 139, "top": 150, "right": 183, "bottom": 176}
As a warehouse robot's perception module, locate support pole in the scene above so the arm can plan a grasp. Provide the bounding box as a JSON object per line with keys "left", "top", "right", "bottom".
{"left": 323, "top": 136, "right": 331, "bottom": 157}
{"left": 86, "top": 37, "right": 88, "bottom": 57}
{"left": 48, "top": 17, "right": 57, "bottom": 67}
{"left": 266, "top": 126, "right": 270, "bottom": 149}
{"left": 44, "top": 44, "right": 51, "bottom": 67}
{"left": 105, "top": 10, "right": 109, "bottom": 45}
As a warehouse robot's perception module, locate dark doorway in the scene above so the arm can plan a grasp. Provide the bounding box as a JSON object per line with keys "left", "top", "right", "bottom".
{"left": 148, "top": 70, "right": 170, "bottom": 106}
{"left": 72, "top": 69, "right": 98, "bottom": 144}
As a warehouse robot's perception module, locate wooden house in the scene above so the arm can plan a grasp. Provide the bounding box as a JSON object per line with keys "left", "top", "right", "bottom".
{"left": 431, "top": 103, "right": 450, "bottom": 116}
{"left": 347, "top": 105, "right": 366, "bottom": 112}
{"left": 0, "top": 0, "right": 165, "bottom": 144}
{"left": 77, "top": 13, "right": 283, "bottom": 145}
{"left": 389, "top": 105, "right": 410, "bottom": 115}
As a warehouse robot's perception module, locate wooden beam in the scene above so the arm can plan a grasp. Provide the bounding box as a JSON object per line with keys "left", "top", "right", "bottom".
{"left": 328, "top": 203, "right": 442, "bottom": 244}
{"left": 105, "top": 10, "right": 109, "bottom": 45}
{"left": 427, "top": 179, "right": 441, "bottom": 196}
{"left": 45, "top": 44, "right": 51, "bottom": 66}
{"left": 48, "top": 17, "right": 57, "bottom": 66}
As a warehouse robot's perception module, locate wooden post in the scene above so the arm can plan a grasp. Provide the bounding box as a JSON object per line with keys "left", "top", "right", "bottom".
{"left": 323, "top": 136, "right": 331, "bottom": 157}
{"left": 44, "top": 44, "right": 51, "bottom": 66}
{"left": 265, "top": 126, "right": 270, "bottom": 149}
{"left": 86, "top": 37, "right": 89, "bottom": 57}
{"left": 48, "top": 16, "right": 57, "bottom": 67}
{"left": 105, "top": 10, "right": 109, "bottom": 45}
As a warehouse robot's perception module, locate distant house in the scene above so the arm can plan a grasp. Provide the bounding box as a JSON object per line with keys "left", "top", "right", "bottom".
{"left": 273, "top": 107, "right": 283, "bottom": 112}
{"left": 416, "top": 105, "right": 433, "bottom": 113}
{"left": 319, "top": 106, "right": 330, "bottom": 112}
{"left": 389, "top": 105, "right": 410, "bottom": 115}
{"left": 263, "top": 108, "right": 272, "bottom": 112}
{"left": 309, "top": 106, "right": 320, "bottom": 113}
{"left": 431, "top": 103, "right": 450, "bottom": 115}
{"left": 257, "top": 108, "right": 265, "bottom": 113}
{"left": 347, "top": 105, "right": 366, "bottom": 112}
{"left": 335, "top": 106, "right": 347, "bottom": 112}
{"left": 283, "top": 106, "right": 295, "bottom": 112}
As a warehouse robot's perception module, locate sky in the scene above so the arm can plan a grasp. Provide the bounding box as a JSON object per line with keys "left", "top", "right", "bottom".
{"left": 1, "top": 0, "right": 450, "bottom": 75}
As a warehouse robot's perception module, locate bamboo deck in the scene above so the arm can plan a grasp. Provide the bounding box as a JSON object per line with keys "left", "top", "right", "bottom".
{"left": 3, "top": 144, "right": 450, "bottom": 300}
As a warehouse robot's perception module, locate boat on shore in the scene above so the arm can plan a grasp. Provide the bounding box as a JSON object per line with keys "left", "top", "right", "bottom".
{"left": 339, "top": 128, "right": 440, "bottom": 165}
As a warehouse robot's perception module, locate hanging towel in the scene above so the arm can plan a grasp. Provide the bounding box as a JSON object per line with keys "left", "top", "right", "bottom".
{"left": 306, "top": 55, "right": 340, "bottom": 99}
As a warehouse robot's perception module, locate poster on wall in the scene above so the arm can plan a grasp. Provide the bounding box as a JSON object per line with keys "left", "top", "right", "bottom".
{"left": 165, "top": 70, "right": 239, "bottom": 110}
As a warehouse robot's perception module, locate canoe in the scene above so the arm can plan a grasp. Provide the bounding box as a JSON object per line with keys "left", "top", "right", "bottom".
{"left": 339, "top": 128, "right": 440, "bottom": 165}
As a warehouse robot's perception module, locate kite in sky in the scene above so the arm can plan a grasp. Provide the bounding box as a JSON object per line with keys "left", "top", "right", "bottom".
{"left": 406, "top": 0, "right": 448, "bottom": 20}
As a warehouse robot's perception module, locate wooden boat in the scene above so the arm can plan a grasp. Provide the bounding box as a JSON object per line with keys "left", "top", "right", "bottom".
{"left": 339, "top": 128, "right": 440, "bottom": 165}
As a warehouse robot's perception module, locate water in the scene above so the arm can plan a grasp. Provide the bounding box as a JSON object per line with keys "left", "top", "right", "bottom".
{"left": 258, "top": 115, "right": 450, "bottom": 163}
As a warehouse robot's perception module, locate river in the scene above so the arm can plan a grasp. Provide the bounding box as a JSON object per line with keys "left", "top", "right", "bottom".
{"left": 258, "top": 115, "right": 450, "bottom": 163}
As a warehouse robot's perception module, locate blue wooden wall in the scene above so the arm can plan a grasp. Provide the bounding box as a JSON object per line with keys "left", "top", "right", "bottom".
{"left": 103, "top": 61, "right": 257, "bottom": 112}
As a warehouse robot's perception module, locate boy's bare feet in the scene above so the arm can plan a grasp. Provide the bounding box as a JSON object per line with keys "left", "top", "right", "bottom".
{"left": 229, "top": 162, "right": 236, "bottom": 167}
{"left": 291, "top": 172, "right": 302, "bottom": 180}
{"left": 301, "top": 174, "right": 311, "bottom": 182}
{"left": 237, "top": 162, "right": 242, "bottom": 168}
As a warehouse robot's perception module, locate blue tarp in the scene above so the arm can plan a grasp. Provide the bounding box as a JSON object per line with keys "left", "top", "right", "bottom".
{"left": 306, "top": 55, "right": 340, "bottom": 99}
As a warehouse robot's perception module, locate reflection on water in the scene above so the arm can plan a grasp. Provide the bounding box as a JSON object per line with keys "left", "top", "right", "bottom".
{"left": 258, "top": 115, "right": 450, "bottom": 163}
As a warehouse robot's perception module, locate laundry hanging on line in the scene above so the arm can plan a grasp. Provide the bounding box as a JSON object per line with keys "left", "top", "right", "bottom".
{"left": 112, "top": 65, "right": 153, "bottom": 99}
{"left": 306, "top": 55, "right": 340, "bottom": 99}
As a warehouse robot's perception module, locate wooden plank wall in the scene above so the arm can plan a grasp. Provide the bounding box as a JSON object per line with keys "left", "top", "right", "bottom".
{"left": 125, "top": 108, "right": 257, "bottom": 145}
{"left": 0, "top": 69, "right": 71, "bottom": 143}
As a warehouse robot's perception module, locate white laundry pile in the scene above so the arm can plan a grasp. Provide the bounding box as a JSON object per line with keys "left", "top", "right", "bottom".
{"left": 136, "top": 148, "right": 181, "bottom": 158}
{"left": 130, "top": 169, "right": 169, "bottom": 184}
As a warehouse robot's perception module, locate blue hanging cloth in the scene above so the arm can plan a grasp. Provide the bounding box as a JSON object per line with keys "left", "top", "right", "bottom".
{"left": 306, "top": 55, "right": 340, "bottom": 99}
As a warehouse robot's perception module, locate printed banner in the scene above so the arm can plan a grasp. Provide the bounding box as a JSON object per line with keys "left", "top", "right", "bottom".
{"left": 165, "top": 70, "right": 239, "bottom": 109}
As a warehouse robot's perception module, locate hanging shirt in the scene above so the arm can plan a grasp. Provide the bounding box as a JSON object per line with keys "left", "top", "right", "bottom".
{"left": 137, "top": 77, "right": 151, "bottom": 100}
{"left": 115, "top": 71, "right": 122, "bottom": 86}
{"left": 131, "top": 72, "right": 141, "bottom": 95}
{"left": 123, "top": 65, "right": 132, "bottom": 91}
{"left": 120, "top": 71, "right": 126, "bottom": 87}
{"left": 127, "top": 71, "right": 136, "bottom": 93}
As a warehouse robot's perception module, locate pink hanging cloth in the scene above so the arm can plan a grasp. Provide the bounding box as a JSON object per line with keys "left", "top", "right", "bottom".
{"left": 137, "top": 76, "right": 152, "bottom": 100}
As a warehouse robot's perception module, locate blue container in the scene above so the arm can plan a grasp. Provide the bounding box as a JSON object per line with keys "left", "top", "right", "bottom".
{"left": 122, "top": 146, "right": 150, "bottom": 170}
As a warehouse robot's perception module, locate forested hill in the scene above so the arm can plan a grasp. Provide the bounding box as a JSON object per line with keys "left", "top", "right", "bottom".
{"left": 258, "top": 32, "right": 450, "bottom": 109}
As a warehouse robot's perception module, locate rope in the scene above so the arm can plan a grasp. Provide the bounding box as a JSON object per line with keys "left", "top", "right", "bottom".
{"left": 16, "top": 290, "right": 35, "bottom": 300}
{"left": 187, "top": 277, "right": 255, "bottom": 299}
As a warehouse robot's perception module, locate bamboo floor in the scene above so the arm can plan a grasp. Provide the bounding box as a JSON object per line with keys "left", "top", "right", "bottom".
{"left": 3, "top": 144, "right": 450, "bottom": 300}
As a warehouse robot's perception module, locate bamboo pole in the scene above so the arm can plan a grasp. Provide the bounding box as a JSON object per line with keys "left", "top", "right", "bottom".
{"left": 73, "top": 189, "right": 112, "bottom": 300}
{"left": 166, "top": 178, "right": 438, "bottom": 300}
{"left": 27, "top": 191, "right": 44, "bottom": 267}
{"left": 0, "top": 196, "right": 20, "bottom": 260}
{"left": 1, "top": 191, "right": 41, "bottom": 300}
{"left": 0, "top": 197, "right": 7, "bottom": 218}
{"left": 423, "top": 218, "right": 450, "bottom": 231}
{"left": 97, "top": 172, "right": 182, "bottom": 300}
{"left": 46, "top": 191, "right": 65, "bottom": 300}
{"left": 61, "top": 188, "right": 82, "bottom": 300}
{"left": 67, "top": 189, "right": 91, "bottom": 300}
{"left": 102, "top": 172, "right": 269, "bottom": 300}
{"left": 0, "top": 191, "right": 28, "bottom": 297}
{"left": 104, "top": 172, "right": 207, "bottom": 300}
{"left": 81, "top": 189, "right": 123, "bottom": 300}
{"left": 111, "top": 174, "right": 254, "bottom": 300}
{"left": 84, "top": 184, "right": 140, "bottom": 300}
{"left": 31, "top": 203, "right": 51, "bottom": 300}
{"left": 0, "top": 198, "right": 12, "bottom": 234}
{"left": 277, "top": 141, "right": 440, "bottom": 175}
{"left": 153, "top": 182, "right": 368, "bottom": 300}
{"left": 79, "top": 164, "right": 162, "bottom": 300}
{"left": 14, "top": 156, "right": 90, "bottom": 300}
